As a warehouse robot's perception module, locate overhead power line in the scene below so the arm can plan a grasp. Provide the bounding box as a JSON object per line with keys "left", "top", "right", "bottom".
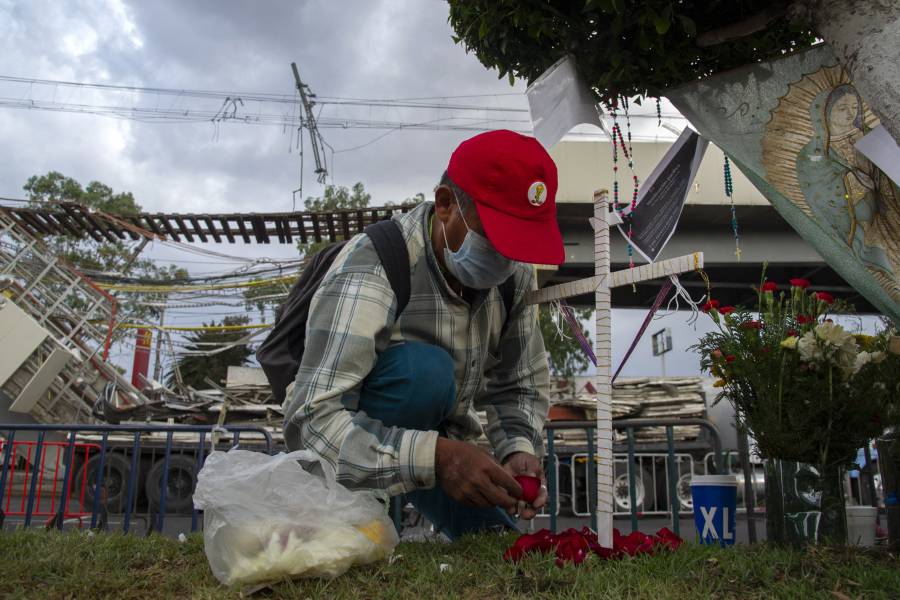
{"left": 0, "top": 73, "right": 687, "bottom": 145}
{"left": 0, "top": 74, "right": 528, "bottom": 107}
{"left": 117, "top": 322, "right": 271, "bottom": 332}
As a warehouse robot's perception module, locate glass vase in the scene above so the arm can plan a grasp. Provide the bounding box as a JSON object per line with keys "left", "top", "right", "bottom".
{"left": 764, "top": 459, "right": 847, "bottom": 546}
{"left": 877, "top": 431, "right": 900, "bottom": 551}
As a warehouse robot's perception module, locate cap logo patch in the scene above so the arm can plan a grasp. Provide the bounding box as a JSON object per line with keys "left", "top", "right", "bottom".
{"left": 527, "top": 181, "right": 547, "bottom": 206}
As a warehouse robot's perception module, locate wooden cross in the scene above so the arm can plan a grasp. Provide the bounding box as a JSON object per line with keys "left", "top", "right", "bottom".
{"left": 525, "top": 189, "right": 704, "bottom": 548}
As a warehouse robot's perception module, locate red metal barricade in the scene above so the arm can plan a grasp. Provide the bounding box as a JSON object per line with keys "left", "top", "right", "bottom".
{"left": 0, "top": 439, "right": 99, "bottom": 527}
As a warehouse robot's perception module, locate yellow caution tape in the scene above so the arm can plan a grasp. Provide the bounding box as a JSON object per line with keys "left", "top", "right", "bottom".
{"left": 97, "top": 275, "right": 295, "bottom": 293}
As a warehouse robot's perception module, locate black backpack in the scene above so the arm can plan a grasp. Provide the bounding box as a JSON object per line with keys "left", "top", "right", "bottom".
{"left": 257, "top": 219, "right": 517, "bottom": 404}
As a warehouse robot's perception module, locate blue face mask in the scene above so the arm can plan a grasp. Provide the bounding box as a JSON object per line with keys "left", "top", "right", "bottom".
{"left": 441, "top": 196, "right": 518, "bottom": 289}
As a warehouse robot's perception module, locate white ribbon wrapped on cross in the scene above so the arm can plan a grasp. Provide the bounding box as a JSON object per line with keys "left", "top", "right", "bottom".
{"left": 525, "top": 189, "right": 704, "bottom": 548}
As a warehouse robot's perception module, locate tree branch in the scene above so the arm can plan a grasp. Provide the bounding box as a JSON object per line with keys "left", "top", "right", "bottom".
{"left": 696, "top": 6, "right": 788, "bottom": 48}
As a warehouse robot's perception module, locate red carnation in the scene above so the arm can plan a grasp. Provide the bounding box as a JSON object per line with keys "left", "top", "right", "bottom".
{"left": 797, "top": 314, "right": 813, "bottom": 325}
{"left": 789, "top": 278, "right": 811, "bottom": 289}
{"left": 788, "top": 329, "right": 798, "bottom": 337}
{"left": 815, "top": 291, "right": 835, "bottom": 304}
{"left": 740, "top": 320, "right": 763, "bottom": 330}
{"left": 761, "top": 281, "right": 778, "bottom": 292}
{"left": 702, "top": 299, "right": 720, "bottom": 313}
{"left": 725, "top": 354, "right": 736, "bottom": 363}
{"left": 719, "top": 306, "right": 735, "bottom": 315}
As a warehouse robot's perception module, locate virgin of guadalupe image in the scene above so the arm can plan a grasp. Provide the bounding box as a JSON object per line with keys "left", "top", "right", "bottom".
{"left": 763, "top": 66, "right": 900, "bottom": 302}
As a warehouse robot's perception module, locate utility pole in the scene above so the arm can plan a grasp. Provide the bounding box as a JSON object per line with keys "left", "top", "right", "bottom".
{"left": 152, "top": 305, "right": 166, "bottom": 384}
{"left": 121, "top": 238, "right": 150, "bottom": 272}
{"left": 291, "top": 62, "right": 328, "bottom": 184}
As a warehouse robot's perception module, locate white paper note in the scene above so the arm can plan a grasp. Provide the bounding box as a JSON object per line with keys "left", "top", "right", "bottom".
{"left": 526, "top": 56, "right": 603, "bottom": 149}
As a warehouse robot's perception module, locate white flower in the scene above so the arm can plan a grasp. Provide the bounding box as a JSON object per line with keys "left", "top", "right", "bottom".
{"left": 797, "top": 331, "right": 821, "bottom": 362}
{"left": 813, "top": 322, "right": 858, "bottom": 375}
{"left": 813, "top": 322, "right": 852, "bottom": 347}
{"left": 797, "top": 323, "right": 859, "bottom": 378}
{"left": 853, "top": 350, "right": 886, "bottom": 375}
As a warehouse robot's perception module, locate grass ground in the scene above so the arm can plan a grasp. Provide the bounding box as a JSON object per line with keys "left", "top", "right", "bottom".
{"left": 0, "top": 529, "right": 898, "bottom": 599}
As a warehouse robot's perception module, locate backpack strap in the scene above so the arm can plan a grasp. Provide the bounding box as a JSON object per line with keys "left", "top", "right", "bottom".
{"left": 366, "top": 218, "right": 516, "bottom": 332}
{"left": 364, "top": 219, "right": 411, "bottom": 316}
{"left": 499, "top": 274, "right": 517, "bottom": 334}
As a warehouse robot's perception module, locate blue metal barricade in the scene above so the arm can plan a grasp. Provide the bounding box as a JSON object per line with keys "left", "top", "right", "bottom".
{"left": 543, "top": 418, "right": 724, "bottom": 536}
{"left": 0, "top": 423, "right": 273, "bottom": 535}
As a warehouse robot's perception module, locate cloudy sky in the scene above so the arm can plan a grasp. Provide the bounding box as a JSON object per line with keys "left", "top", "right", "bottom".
{"left": 0, "top": 0, "right": 538, "bottom": 213}
{"left": 0, "top": 1, "right": 879, "bottom": 379}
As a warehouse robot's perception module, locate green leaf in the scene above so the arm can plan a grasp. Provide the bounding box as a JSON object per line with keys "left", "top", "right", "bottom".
{"left": 638, "top": 27, "right": 651, "bottom": 50}
{"left": 508, "top": 70, "right": 515, "bottom": 86}
{"left": 653, "top": 16, "right": 670, "bottom": 35}
{"left": 479, "top": 19, "right": 490, "bottom": 40}
{"left": 676, "top": 14, "right": 696, "bottom": 37}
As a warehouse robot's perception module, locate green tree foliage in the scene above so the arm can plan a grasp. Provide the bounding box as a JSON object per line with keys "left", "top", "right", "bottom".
{"left": 23, "top": 171, "right": 182, "bottom": 323}
{"left": 539, "top": 304, "right": 593, "bottom": 378}
{"left": 244, "top": 183, "right": 372, "bottom": 320}
{"left": 302, "top": 181, "right": 372, "bottom": 213}
{"left": 243, "top": 183, "right": 425, "bottom": 320}
{"left": 166, "top": 315, "right": 253, "bottom": 389}
{"left": 25, "top": 171, "right": 147, "bottom": 275}
{"left": 447, "top": 1, "right": 817, "bottom": 105}
{"left": 300, "top": 181, "right": 372, "bottom": 256}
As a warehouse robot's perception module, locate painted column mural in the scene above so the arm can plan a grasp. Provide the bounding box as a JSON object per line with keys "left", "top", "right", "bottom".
{"left": 668, "top": 45, "right": 900, "bottom": 321}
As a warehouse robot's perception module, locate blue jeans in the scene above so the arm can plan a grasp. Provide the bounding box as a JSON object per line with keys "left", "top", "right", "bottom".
{"left": 359, "top": 342, "right": 518, "bottom": 540}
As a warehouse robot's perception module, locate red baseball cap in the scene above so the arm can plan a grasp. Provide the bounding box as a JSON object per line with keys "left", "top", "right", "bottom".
{"left": 447, "top": 130, "right": 564, "bottom": 265}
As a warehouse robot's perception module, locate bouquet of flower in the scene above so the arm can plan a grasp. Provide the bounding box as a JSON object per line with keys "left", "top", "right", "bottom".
{"left": 693, "top": 276, "right": 890, "bottom": 469}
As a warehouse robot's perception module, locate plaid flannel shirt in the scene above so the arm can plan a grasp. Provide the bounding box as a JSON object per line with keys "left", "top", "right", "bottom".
{"left": 283, "top": 202, "right": 550, "bottom": 496}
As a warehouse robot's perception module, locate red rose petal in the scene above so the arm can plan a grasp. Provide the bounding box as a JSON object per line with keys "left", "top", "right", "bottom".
{"left": 502, "top": 526, "right": 682, "bottom": 566}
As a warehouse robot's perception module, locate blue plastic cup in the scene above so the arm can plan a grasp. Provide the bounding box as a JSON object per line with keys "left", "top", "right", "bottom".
{"left": 690, "top": 474, "right": 738, "bottom": 546}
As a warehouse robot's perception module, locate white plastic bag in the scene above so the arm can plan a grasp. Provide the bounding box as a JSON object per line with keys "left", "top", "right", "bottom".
{"left": 193, "top": 448, "right": 399, "bottom": 586}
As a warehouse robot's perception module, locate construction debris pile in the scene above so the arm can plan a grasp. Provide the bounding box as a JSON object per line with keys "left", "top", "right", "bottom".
{"left": 106, "top": 371, "right": 707, "bottom": 453}
{"left": 532, "top": 377, "right": 708, "bottom": 450}
{"left": 98, "top": 367, "right": 285, "bottom": 443}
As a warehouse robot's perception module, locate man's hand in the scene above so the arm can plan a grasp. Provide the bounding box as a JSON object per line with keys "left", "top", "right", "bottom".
{"left": 435, "top": 438, "right": 522, "bottom": 510}
{"left": 502, "top": 452, "right": 547, "bottom": 520}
